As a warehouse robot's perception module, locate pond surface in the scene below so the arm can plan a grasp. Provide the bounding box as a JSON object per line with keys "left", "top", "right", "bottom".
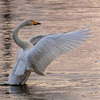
{"left": 0, "top": 0, "right": 100, "bottom": 100}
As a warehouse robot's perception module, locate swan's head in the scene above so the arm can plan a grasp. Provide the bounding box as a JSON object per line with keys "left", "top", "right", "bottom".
{"left": 23, "top": 19, "right": 41, "bottom": 26}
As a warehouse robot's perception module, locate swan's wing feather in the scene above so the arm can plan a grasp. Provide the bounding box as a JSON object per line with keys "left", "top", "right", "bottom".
{"left": 29, "top": 34, "right": 49, "bottom": 45}
{"left": 27, "top": 27, "right": 92, "bottom": 75}
{"left": 14, "top": 60, "right": 26, "bottom": 76}
{"left": 11, "top": 49, "right": 30, "bottom": 76}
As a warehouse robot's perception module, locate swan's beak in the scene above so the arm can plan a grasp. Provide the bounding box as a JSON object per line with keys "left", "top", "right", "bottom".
{"left": 32, "top": 21, "right": 41, "bottom": 25}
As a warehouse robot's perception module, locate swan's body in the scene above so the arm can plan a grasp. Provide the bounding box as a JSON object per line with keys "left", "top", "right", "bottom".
{"left": 4, "top": 19, "right": 92, "bottom": 85}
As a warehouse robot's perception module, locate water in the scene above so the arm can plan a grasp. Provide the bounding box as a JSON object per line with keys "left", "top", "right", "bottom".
{"left": 0, "top": 0, "right": 100, "bottom": 99}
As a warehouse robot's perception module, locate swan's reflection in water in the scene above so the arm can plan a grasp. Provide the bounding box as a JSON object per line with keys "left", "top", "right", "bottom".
{"left": 8, "top": 84, "right": 80, "bottom": 100}
{"left": 8, "top": 85, "right": 46, "bottom": 100}
{"left": 9, "top": 85, "right": 30, "bottom": 94}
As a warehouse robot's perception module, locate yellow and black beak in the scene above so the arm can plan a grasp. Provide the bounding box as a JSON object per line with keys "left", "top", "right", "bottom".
{"left": 32, "top": 20, "right": 41, "bottom": 25}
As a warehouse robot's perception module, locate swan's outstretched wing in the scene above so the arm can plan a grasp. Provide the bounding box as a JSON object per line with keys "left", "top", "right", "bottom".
{"left": 27, "top": 27, "right": 92, "bottom": 75}
{"left": 29, "top": 34, "right": 49, "bottom": 45}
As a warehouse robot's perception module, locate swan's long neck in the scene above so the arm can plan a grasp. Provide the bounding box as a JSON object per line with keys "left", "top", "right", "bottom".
{"left": 13, "top": 22, "right": 28, "bottom": 49}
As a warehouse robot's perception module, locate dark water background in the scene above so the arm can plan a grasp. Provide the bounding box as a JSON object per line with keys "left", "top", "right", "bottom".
{"left": 0, "top": 0, "right": 100, "bottom": 100}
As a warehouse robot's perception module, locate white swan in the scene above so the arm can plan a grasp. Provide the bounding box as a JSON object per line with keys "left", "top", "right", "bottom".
{"left": 3, "top": 19, "right": 92, "bottom": 85}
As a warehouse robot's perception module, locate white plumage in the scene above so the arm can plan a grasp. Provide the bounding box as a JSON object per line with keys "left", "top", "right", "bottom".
{"left": 3, "top": 19, "right": 92, "bottom": 85}
{"left": 28, "top": 28, "right": 92, "bottom": 75}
